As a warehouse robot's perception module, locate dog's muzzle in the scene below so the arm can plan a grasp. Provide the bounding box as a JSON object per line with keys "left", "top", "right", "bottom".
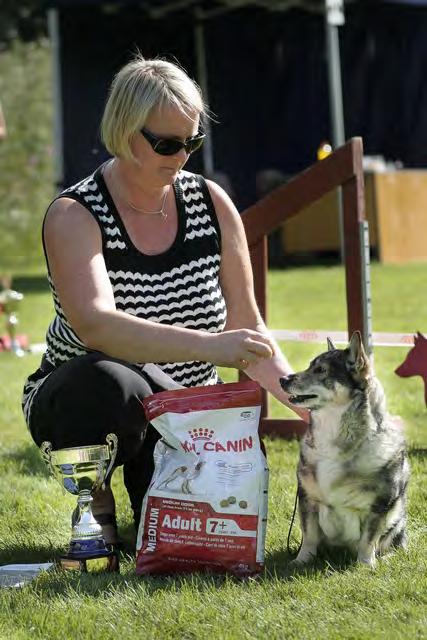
{"left": 280, "top": 376, "right": 317, "bottom": 404}
{"left": 279, "top": 375, "right": 294, "bottom": 392}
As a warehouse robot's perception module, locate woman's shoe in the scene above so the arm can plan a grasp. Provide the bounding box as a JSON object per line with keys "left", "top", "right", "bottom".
{"left": 93, "top": 512, "right": 119, "bottom": 547}
{"left": 71, "top": 485, "right": 120, "bottom": 547}
{"left": 92, "top": 485, "right": 120, "bottom": 546}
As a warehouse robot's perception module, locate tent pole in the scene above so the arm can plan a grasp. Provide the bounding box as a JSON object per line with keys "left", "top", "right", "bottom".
{"left": 194, "top": 11, "right": 214, "bottom": 176}
{"left": 325, "top": 0, "right": 345, "bottom": 262}
{"left": 48, "top": 8, "right": 64, "bottom": 192}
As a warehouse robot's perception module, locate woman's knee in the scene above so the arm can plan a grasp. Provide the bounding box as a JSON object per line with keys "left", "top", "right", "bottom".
{"left": 86, "top": 355, "right": 154, "bottom": 405}
{"left": 53, "top": 354, "right": 152, "bottom": 411}
{"left": 30, "top": 354, "right": 152, "bottom": 450}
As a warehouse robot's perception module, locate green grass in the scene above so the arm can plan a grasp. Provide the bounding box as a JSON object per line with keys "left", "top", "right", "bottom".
{"left": 0, "top": 37, "right": 425, "bottom": 639}
{"left": 0, "top": 263, "right": 426, "bottom": 639}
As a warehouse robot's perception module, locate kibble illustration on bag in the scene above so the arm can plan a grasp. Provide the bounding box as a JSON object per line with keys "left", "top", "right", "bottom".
{"left": 136, "top": 381, "right": 269, "bottom": 577}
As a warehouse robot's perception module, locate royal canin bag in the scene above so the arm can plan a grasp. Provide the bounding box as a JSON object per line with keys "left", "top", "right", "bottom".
{"left": 136, "top": 381, "right": 268, "bottom": 577}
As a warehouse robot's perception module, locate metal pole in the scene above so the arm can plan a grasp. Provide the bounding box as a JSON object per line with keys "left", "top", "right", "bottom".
{"left": 48, "top": 8, "right": 64, "bottom": 192}
{"left": 194, "top": 11, "right": 214, "bottom": 176}
{"left": 325, "top": 0, "right": 345, "bottom": 147}
{"left": 326, "top": 8, "right": 371, "bottom": 355}
{"left": 360, "top": 220, "right": 373, "bottom": 357}
{"left": 325, "top": 0, "right": 345, "bottom": 262}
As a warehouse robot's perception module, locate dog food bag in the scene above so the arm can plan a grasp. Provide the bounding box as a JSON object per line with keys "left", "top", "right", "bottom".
{"left": 136, "top": 381, "right": 268, "bottom": 577}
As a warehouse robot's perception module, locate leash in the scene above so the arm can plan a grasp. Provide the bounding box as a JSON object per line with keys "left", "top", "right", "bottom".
{"left": 286, "top": 485, "right": 302, "bottom": 556}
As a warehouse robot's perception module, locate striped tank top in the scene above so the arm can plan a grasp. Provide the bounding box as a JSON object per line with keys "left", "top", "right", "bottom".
{"left": 22, "top": 164, "right": 227, "bottom": 425}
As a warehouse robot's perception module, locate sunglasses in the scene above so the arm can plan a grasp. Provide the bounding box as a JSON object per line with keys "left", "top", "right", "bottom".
{"left": 141, "top": 127, "right": 205, "bottom": 156}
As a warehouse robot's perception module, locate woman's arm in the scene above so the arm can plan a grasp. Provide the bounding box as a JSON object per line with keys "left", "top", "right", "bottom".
{"left": 207, "top": 180, "right": 309, "bottom": 422}
{"left": 44, "top": 198, "right": 274, "bottom": 369}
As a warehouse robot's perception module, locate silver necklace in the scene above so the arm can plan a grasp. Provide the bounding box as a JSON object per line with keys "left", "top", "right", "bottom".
{"left": 125, "top": 188, "right": 169, "bottom": 219}
{"left": 110, "top": 161, "right": 169, "bottom": 219}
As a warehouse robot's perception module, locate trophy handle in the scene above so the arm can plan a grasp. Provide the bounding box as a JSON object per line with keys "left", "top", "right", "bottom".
{"left": 40, "top": 441, "right": 54, "bottom": 476}
{"left": 102, "top": 433, "right": 118, "bottom": 489}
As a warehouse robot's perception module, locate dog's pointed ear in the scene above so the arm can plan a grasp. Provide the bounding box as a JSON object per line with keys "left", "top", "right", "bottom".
{"left": 347, "top": 331, "right": 370, "bottom": 378}
{"left": 348, "top": 331, "right": 364, "bottom": 362}
{"left": 327, "top": 337, "right": 336, "bottom": 351}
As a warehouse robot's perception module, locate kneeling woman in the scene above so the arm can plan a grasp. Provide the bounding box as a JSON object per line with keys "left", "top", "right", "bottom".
{"left": 22, "top": 55, "right": 307, "bottom": 545}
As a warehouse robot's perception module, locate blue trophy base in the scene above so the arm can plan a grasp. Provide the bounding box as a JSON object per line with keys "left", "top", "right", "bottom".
{"left": 59, "top": 539, "right": 119, "bottom": 572}
{"left": 68, "top": 537, "right": 111, "bottom": 558}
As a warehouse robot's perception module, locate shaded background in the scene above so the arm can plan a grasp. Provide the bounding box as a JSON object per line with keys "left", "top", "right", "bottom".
{"left": 47, "top": 0, "right": 427, "bottom": 209}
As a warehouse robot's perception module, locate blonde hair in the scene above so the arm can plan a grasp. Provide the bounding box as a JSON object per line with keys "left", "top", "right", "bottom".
{"left": 101, "top": 54, "right": 206, "bottom": 161}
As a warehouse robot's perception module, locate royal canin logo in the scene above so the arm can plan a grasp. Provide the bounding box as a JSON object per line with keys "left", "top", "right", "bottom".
{"left": 189, "top": 428, "right": 214, "bottom": 441}
{"left": 181, "top": 428, "right": 253, "bottom": 454}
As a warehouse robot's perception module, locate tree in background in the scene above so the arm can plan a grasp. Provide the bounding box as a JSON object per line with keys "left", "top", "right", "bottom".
{"left": 0, "top": 0, "right": 47, "bottom": 48}
{"left": 0, "top": 39, "right": 54, "bottom": 270}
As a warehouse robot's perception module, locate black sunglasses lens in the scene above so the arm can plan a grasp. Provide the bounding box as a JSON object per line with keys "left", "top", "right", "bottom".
{"left": 155, "top": 139, "right": 183, "bottom": 156}
{"left": 144, "top": 129, "right": 205, "bottom": 156}
{"left": 186, "top": 137, "right": 204, "bottom": 154}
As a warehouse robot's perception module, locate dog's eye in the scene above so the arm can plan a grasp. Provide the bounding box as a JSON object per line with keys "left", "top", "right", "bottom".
{"left": 313, "top": 365, "right": 325, "bottom": 374}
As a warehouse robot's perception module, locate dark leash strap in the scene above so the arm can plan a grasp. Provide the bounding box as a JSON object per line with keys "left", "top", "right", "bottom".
{"left": 287, "top": 485, "right": 302, "bottom": 556}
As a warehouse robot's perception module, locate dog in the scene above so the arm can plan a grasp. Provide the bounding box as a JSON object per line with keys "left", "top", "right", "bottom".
{"left": 280, "top": 331, "right": 409, "bottom": 568}
{"left": 156, "top": 461, "right": 205, "bottom": 494}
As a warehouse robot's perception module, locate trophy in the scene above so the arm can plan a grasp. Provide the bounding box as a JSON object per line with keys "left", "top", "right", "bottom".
{"left": 40, "top": 434, "right": 120, "bottom": 572}
{"left": 0, "top": 280, "right": 25, "bottom": 357}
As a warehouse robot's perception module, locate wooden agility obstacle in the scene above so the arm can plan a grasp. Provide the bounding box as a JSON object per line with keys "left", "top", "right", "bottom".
{"left": 240, "top": 137, "right": 369, "bottom": 439}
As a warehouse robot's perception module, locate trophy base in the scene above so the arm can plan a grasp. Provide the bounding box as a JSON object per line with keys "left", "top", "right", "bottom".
{"left": 58, "top": 537, "right": 120, "bottom": 572}
{"left": 58, "top": 551, "right": 119, "bottom": 573}
{"left": 68, "top": 537, "right": 111, "bottom": 558}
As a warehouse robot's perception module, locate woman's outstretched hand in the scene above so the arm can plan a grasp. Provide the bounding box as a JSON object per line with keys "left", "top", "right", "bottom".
{"left": 207, "top": 329, "right": 274, "bottom": 369}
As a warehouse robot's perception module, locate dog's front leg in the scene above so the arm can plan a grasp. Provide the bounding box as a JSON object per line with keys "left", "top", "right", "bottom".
{"left": 291, "top": 488, "right": 320, "bottom": 566}
{"left": 181, "top": 479, "right": 191, "bottom": 494}
{"left": 357, "top": 512, "right": 385, "bottom": 568}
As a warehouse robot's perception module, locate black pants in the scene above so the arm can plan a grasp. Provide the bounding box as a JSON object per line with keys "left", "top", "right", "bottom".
{"left": 29, "top": 353, "right": 163, "bottom": 525}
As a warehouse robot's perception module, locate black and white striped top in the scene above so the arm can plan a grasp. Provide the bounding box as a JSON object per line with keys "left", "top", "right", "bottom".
{"left": 22, "top": 165, "right": 227, "bottom": 425}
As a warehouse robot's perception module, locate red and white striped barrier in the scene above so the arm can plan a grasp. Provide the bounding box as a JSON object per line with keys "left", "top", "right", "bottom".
{"left": 28, "top": 331, "right": 417, "bottom": 356}
{"left": 270, "top": 330, "right": 415, "bottom": 348}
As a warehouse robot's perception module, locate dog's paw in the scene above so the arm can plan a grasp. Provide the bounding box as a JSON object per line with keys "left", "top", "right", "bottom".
{"left": 357, "top": 554, "right": 377, "bottom": 569}
{"left": 288, "top": 558, "right": 307, "bottom": 570}
{"left": 289, "top": 549, "right": 317, "bottom": 567}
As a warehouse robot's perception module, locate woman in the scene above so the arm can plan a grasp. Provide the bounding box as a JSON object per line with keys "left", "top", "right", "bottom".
{"left": 22, "top": 55, "right": 307, "bottom": 546}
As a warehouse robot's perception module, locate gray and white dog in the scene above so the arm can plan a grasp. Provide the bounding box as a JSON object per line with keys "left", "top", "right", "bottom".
{"left": 280, "top": 332, "right": 409, "bottom": 568}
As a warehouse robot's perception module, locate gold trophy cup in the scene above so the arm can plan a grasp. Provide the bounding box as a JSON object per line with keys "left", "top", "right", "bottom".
{"left": 40, "top": 434, "right": 120, "bottom": 572}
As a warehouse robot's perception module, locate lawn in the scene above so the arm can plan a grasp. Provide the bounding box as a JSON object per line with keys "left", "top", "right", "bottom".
{"left": 0, "top": 263, "right": 426, "bottom": 640}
